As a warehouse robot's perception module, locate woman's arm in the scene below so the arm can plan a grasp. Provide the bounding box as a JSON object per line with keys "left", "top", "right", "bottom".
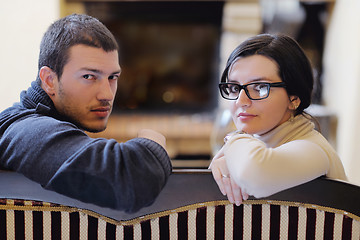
{"left": 209, "top": 146, "right": 249, "bottom": 205}
{"left": 224, "top": 134, "right": 329, "bottom": 198}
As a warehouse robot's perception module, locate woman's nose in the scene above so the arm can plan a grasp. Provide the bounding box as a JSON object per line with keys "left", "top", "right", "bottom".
{"left": 235, "top": 89, "right": 252, "bottom": 107}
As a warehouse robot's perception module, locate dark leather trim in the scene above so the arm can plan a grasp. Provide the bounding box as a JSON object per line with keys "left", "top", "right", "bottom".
{"left": 0, "top": 170, "right": 359, "bottom": 221}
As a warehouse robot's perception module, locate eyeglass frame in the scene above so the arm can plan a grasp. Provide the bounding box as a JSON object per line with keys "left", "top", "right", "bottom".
{"left": 218, "top": 81, "right": 287, "bottom": 100}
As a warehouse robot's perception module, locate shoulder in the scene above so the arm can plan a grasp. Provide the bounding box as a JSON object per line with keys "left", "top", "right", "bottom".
{"left": 1, "top": 107, "right": 88, "bottom": 147}
{"left": 11, "top": 112, "right": 79, "bottom": 133}
{"left": 1, "top": 102, "right": 77, "bottom": 132}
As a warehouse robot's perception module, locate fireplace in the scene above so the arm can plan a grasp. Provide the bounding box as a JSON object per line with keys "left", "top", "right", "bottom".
{"left": 68, "top": 1, "right": 333, "bottom": 166}
{"left": 86, "top": 1, "right": 224, "bottom": 114}
{"left": 78, "top": 0, "right": 262, "bottom": 165}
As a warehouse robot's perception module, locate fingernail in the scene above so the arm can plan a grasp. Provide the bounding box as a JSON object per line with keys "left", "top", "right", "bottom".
{"left": 235, "top": 201, "right": 241, "bottom": 206}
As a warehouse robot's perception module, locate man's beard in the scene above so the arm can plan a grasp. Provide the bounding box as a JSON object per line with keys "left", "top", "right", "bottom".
{"left": 83, "top": 123, "right": 107, "bottom": 133}
{"left": 56, "top": 84, "right": 110, "bottom": 133}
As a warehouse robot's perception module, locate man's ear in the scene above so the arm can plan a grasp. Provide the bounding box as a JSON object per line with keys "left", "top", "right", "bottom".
{"left": 39, "top": 66, "right": 57, "bottom": 97}
{"left": 289, "top": 96, "right": 301, "bottom": 110}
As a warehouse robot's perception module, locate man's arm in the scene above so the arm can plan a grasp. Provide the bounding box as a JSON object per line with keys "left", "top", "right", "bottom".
{"left": 137, "top": 129, "right": 166, "bottom": 149}
{"left": 1, "top": 116, "right": 172, "bottom": 212}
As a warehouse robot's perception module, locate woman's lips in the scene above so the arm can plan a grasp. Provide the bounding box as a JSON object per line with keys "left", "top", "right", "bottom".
{"left": 237, "top": 112, "right": 256, "bottom": 121}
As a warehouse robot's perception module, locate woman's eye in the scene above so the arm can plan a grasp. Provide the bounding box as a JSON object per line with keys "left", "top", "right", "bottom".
{"left": 254, "top": 84, "right": 267, "bottom": 91}
{"left": 229, "top": 85, "right": 239, "bottom": 93}
{"left": 253, "top": 84, "right": 269, "bottom": 97}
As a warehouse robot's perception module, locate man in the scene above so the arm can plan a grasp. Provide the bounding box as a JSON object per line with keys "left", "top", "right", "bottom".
{"left": 0, "top": 14, "right": 172, "bottom": 213}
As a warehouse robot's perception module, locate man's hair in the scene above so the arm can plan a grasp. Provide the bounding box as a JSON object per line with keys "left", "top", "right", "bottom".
{"left": 36, "top": 14, "right": 118, "bottom": 82}
{"left": 221, "top": 33, "right": 314, "bottom": 116}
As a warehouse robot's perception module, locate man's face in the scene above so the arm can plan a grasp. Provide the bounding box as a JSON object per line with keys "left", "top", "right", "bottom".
{"left": 52, "top": 44, "right": 121, "bottom": 132}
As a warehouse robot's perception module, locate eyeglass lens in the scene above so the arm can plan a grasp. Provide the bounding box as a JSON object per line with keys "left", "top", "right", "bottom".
{"left": 221, "top": 83, "right": 270, "bottom": 100}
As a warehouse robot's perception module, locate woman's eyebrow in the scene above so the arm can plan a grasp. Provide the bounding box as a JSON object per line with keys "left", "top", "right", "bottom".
{"left": 227, "top": 78, "right": 271, "bottom": 84}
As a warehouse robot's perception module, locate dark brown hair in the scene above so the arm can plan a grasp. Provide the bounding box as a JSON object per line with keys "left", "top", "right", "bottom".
{"left": 37, "top": 14, "right": 118, "bottom": 82}
{"left": 221, "top": 33, "right": 314, "bottom": 116}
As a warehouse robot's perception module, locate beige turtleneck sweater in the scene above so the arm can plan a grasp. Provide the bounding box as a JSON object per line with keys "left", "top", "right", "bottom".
{"left": 224, "top": 115, "right": 347, "bottom": 198}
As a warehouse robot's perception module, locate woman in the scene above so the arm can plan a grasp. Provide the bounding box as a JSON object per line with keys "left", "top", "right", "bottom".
{"left": 209, "top": 33, "right": 347, "bottom": 206}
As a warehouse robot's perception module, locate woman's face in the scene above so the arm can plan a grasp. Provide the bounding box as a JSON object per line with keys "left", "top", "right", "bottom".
{"left": 228, "top": 55, "right": 297, "bottom": 135}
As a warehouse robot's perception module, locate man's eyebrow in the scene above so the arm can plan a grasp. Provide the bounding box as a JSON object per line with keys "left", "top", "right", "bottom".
{"left": 80, "top": 68, "right": 101, "bottom": 73}
{"left": 80, "top": 68, "right": 121, "bottom": 75}
{"left": 112, "top": 69, "right": 121, "bottom": 75}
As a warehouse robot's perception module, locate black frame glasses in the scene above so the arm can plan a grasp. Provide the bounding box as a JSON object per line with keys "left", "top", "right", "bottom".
{"left": 219, "top": 82, "right": 286, "bottom": 100}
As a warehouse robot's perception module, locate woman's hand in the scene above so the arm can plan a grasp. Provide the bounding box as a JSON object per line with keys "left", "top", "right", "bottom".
{"left": 209, "top": 148, "right": 249, "bottom": 206}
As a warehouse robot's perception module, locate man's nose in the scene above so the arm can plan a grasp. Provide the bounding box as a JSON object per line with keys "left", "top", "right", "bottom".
{"left": 97, "top": 79, "right": 115, "bottom": 102}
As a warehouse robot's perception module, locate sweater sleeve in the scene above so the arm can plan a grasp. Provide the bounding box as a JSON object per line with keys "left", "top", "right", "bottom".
{"left": 224, "top": 134, "right": 329, "bottom": 198}
{"left": 1, "top": 115, "right": 172, "bottom": 212}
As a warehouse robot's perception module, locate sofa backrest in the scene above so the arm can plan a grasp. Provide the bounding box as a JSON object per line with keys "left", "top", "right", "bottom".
{"left": 1, "top": 169, "right": 359, "bottom": 239}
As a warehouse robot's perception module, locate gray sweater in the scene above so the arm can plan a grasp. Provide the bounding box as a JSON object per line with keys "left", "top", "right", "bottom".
{"left": 0, "top": 81, "right": 172, "bottom": 212}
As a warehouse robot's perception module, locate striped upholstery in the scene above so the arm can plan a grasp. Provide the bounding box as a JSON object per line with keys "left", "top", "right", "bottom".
{"left": 1, "top": 198, "right": 359, "bottom": 239}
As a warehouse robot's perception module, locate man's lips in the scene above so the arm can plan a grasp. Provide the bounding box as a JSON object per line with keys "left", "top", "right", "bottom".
{"left": 91, "top": 107, "right": 111, "bottom": 118}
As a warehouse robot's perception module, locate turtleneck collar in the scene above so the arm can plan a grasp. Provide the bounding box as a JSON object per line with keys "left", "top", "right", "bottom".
{"left": 20, "top": 81, "right": 54, "bottom": 110}
{"left": 254, "top": 115, "right": 315, "bottom": 148}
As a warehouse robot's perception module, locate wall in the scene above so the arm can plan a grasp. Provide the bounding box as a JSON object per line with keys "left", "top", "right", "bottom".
{"left": 1, "top": 0, "right": 360, "bottom": 184}
{"left": 323, "top": 0, "right": 360, "bottom": 185}
{"left": 0, "top": 0, "right": 59, "bottom": 111}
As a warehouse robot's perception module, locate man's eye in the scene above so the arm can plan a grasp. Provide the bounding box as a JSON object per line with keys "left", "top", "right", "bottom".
{"left": 109, "top": 75, "right": 119, "bottom": 81}
{"left": 83, "top": 74, "right": 95, "bottom": 80}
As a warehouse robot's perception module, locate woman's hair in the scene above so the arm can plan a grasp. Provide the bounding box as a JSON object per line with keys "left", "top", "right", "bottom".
{"left": 37, "top": 14, "right": 119, "bottom": 82}
{"left": 221, "top": 33, "right": 314, "bottom": 116}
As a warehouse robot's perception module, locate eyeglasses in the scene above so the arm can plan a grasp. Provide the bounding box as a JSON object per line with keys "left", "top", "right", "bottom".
{"left": 219, "top": 82, "right": 286, "bottom": 100}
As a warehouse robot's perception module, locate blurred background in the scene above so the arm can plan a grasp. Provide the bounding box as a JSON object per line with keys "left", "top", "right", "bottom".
{"left": 1, "top": 0, "right": 360, "bottom": 184}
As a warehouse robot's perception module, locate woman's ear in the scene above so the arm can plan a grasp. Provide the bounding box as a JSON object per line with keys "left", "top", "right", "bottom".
{"left": 39, "top": 66, "right": 57, "bottom": 97}
{"left": 289, "top": 96, "right": 301, "bottom": 110}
